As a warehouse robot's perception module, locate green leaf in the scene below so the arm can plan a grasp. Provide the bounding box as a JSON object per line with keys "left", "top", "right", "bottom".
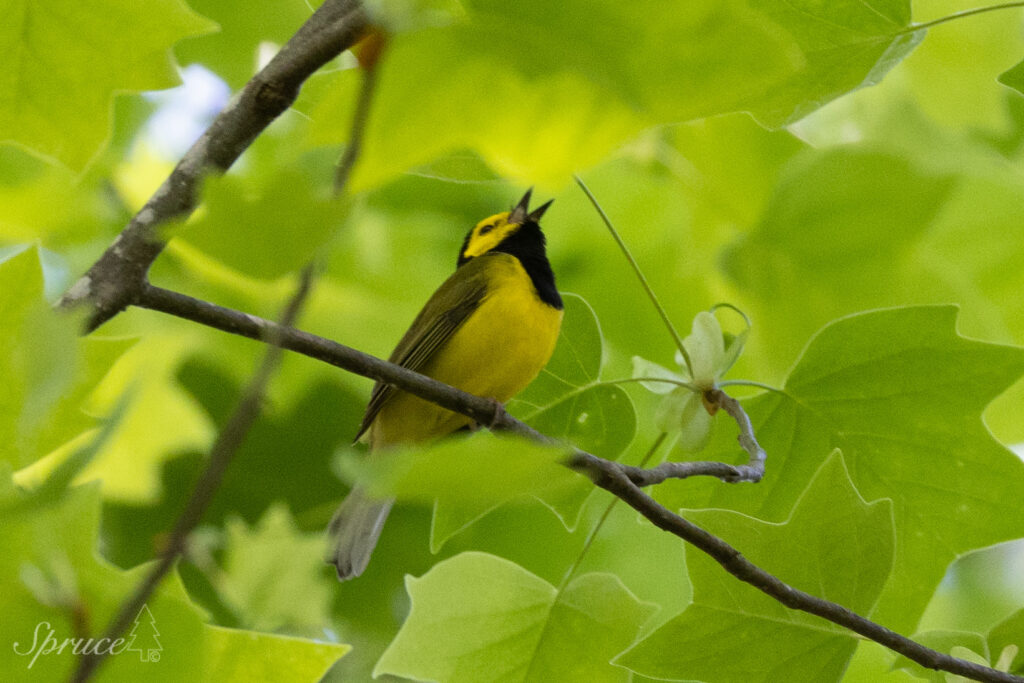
{"left": 176, "top": 168, "right": 345, "bottom": 280}
{"left": 0, "top": 248, "right": 131, "bottom": 469}
{"left": 297, "top": 0, "right": 926, "bottom": 188}
{"left": 0, "top": 472, "right": 347, "bottom": 682}
{"left": 618, "top": 452, "right": 893, "bottom": 683}
{"left": 659, "top": 306, "right": 1024, "bottom": 632}
{"left": 0, "top": 148, "right": 116, "bottom": 245}
{"left": 744, "top": 0, "right": 920, "bottom": 127}
{"left": 998, "top": 60, "right": 1024, "bottom": 96}
{"left": 216, "top": 504, "right": 334, "bottom": 634}
{"left": 0, "top": 0, "right": 216, "bottom": 169}
{"left": 74, "top": 333, "right": 214, "bottom": 502}
{"left": 173, "top": 0, "right": 316, "bottom": 88}
{"left": 336, "top": 432, "right": 582, "bottom": 553}
{"left": 205, "top": 625, "right": 349, "bottom": 682}
{"left": 989, "top": 609, "right": 1024, "bottom": 675}
{"left": 375, "top": 551, "right": 656, "bottom": 682}
{"left": 723, "top": 148, "right": 956, "bottom": 379}
{"left": 893, "top": 631, "right": 989, "bottom": 681}
{"left": 297, "top": 2, "right": 790, "bottom": 190}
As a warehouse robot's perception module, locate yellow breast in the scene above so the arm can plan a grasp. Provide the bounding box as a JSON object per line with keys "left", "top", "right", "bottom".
{"left": 370, "top": 254, "right": 562, "bottom": 447}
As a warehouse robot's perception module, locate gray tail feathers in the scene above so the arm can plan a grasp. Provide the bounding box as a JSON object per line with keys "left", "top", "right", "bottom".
{"left": 326, "top": 487, "right": 394, "bottom": 580}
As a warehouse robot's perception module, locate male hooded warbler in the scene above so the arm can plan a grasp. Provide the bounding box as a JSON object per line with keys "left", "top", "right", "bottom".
{"left": 327, "top": 190, "right": 563, "bottom": 580}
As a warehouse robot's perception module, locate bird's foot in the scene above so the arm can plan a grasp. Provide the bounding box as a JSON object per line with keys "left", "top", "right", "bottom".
{"left": 473, "top": 397, "right": 506, "bottom": 431}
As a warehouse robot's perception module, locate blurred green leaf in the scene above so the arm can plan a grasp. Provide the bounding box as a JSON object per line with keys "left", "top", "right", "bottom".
{"left": 293, "top": 0, "right": 829, "bottom": 189}
{"left": 177, "top": 169, "right": 346, "bottom": 279}
{"left": 76, "top": 333, "right": 214, "bottom": 502}
{"left": 0, "top": 0, "right": 216, "bottom": 169}
{"left": 297, "top": 0, "right": 931, "bottom": 189}
{"left": 998, "top": 59, "right": 1024, "bottom": 97}
{"left": 0, "top": 148, "right": 118, "bottom": 245}
{"left": 989, "top": 608, "right": 1024, "bottom": 675}
{"left": 0, "top": 248, "right": 132, "bottom": 469}
{"left": 618, "top": 452, "right": 893, "bottom": 682}
{"left": 723, "top": 147, "right": 956, "bottom": 379}
{"left": 101, "top": 361, "right": 361, "bottom": 568}
{"left": 0, "top": 472, "right": 347, "bottom": 682}
{"left": 174, "top": 0, "right": 316, "bottom": 88}
{"left": 216, "top": 504, "right": 333, "bottom": 634}
{"left": 375, "top": 551, "right": 656, "bottom": 682}
{"left": 205, "top": 625, "right": 348, "bottom": 681}
{"left": 658, "top": 307, "right": 1024, "bottom": 633}
{"left": 335, "top": 432, "right": 581, "bottom": 553}
{"left": 745, "top": 0, "right": 920, "bottom": 127}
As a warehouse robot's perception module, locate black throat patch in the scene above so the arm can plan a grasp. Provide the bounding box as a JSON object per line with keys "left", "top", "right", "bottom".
{"left": 490, "top": 222, "right": 563, "bottom": 310}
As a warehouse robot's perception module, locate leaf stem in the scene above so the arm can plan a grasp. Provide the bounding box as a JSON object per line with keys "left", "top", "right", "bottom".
{"left": 897, "top": 1, "right": 1024, "bottom": 34}
{"left": 333, "top": 33, "right": 384, "bottom": 194}
{"left": 716, "top": 379, "right": 783, "bottom": 393}
{"left": 574, "top": 175, "right": 694, "bottom": 375}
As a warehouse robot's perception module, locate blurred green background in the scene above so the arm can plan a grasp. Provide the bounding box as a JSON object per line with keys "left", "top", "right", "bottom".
{"left": 2, "top": 0, "right": 1024, "bottom": 680}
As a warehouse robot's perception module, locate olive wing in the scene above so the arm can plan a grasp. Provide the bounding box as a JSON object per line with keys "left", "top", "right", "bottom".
{"left": 353, "top": 261, "right": 491, "bottom": 441}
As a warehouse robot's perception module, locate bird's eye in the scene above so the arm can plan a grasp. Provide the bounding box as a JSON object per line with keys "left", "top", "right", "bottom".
{"left": 479, "top": 224, "right": 495, "bottom": 235}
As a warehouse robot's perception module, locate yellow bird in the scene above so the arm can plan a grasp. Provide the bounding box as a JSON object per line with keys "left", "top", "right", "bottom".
{"left": 327, "top": 190, "right": 563, "bottom": 579}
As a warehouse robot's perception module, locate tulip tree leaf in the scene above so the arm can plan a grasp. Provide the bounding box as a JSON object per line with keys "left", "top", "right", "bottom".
{"left": 989, "top": 608, "right": 1024, "bottom": 675}
{"left": 0, "top": 471, "right": 348, "bottom": 682}
{"left": 334, "top": 433, "right": 582, "bottom": 553}
{"left": 0, "top": 248, "right": 132, "bottom": 469}
{"left": 375, "top": 551, "right": 657, "bottom": 683}
{"left": 216, "top": 504, "right": 335, "bottom": 633}
{"left": 617, "top": 453, "right": 893, "bottom": 683}
{"left": 656, "top": 306, "right": 1024, "bottom": 633}
{"left": 299, "top": 0, "right": 922, "bottom": 189}
{"left": 0, "top": 0, "right": 216, "bottom": 169}
{"left": 723, "top": 148, "right": 957, "bottom": 379}
{"left": 998, "top": 59, "right": 1024, "bottom": 96}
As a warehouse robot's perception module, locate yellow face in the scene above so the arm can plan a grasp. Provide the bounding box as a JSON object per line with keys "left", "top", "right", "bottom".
{"left": 460, "top": 212, "right": 523, "bottom": 261}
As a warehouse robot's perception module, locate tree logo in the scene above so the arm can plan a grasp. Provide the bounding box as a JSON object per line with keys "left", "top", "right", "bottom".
{"left": 125, "top": 604, "right": 162, "bottom": 663}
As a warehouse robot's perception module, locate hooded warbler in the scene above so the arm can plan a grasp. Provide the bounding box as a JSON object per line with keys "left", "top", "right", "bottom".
{"left": 327, "top": 189, "right": 563, "bottom": 580}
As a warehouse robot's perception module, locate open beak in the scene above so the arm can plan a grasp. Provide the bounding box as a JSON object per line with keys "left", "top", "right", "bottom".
{"left": 509, "top": 188, "right": 553, "bottom": 225}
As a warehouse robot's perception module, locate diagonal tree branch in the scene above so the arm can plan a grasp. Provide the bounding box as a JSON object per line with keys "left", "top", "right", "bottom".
{"left": 131, "top": 283, "right": 1020, "bottom": 683}
{"left": 58, "top": 0, "right": 369, "bottom": 332}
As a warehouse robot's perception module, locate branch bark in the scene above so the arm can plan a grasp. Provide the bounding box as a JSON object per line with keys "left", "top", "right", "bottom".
{"left": 58, "top": 0, "right": 369, "bottom": 331}
{"left": 130, "top": 283, "right": 1020, "bottom": 683}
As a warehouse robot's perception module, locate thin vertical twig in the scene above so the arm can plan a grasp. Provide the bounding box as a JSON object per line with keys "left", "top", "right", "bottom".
{"left": 334, "top": 31, "right": 386, "bottom": 194}
{"left": 574, "top": 175, "right": 694, "bottom": 374}
{"left": 68, "top": 266, "right": 316, "bottom": 683}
